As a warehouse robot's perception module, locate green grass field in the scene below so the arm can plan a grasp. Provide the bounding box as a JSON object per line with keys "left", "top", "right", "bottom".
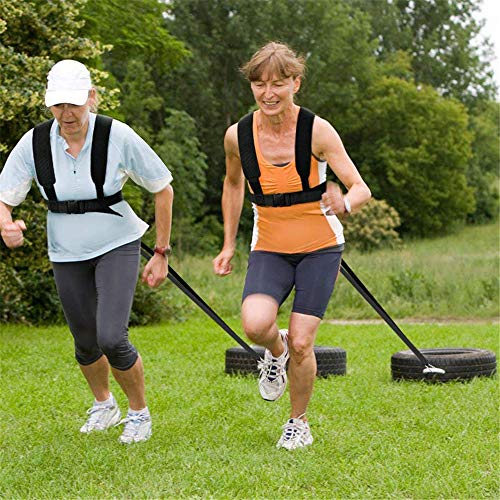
{"left": 1, "top": 318, "right": 498, "bottom": 498}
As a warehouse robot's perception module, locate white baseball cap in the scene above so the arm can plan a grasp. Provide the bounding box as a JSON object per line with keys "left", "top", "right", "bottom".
{"left": 45, "top": 60, "right": 92, "bottom": 107}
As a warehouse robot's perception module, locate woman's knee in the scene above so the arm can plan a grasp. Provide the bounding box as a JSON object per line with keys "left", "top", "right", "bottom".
{"left": 98, "top": 333, "right": 138, "bottom": 370}
{"left": 289, "top": 337, "right": 314, "bottom": 364}
{"left": 241, "top": 315, "right": 276, "bottom": 343}
{"left": 241, "top": 295, "right": 278, "bottom": 342}
{"left": 75, "top": 346, "right": 103, "bottom": 366}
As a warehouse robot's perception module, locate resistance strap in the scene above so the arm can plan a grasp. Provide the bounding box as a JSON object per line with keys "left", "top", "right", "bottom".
{"left": 140, "top": 242, "right": 260, "bottom": 360}
{"left": 339, "top": 260, "right": 432, "bottom": 368}
{"left": 140, "top": 246, "right": 436, "bottom": 370}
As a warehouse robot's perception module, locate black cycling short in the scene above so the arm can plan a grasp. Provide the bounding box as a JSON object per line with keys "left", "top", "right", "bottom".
{"left": 242, "top": 247, "right": 343, "bottom": 319}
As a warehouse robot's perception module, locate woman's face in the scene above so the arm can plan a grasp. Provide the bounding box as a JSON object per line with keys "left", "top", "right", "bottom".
{"left": 49, "top": 91, "right": 94, "bottom": 138}
{"left": 250, "top": 72, "right": 301, "bottom": 116}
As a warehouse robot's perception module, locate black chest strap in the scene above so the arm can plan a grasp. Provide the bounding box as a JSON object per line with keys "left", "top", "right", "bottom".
{"left": 237, "top": 112, "right": 262, "bottom": 195}
{"left": 237, "top": 107, "right": 326, "bottom": 207}
{"left": 32, "top": 114, "right": 123, "bottom": 216}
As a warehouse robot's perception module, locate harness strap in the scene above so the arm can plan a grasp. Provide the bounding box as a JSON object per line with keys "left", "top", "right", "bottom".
{"left": 237, "top": 107, "right": 320, "bottom": 207}
{"left": 33, "top": 119, "right": 57, "bottom": 201}
{"left": 32, "top": 114, "right": 122, "bottom": 216}
{"left": 237, "top": 113, "right": 262, "bottom": 195}
{"left": 295, "top": 107, "right": 315, "bottom": 190}
{"left": 249, "top": 181, "right": 326, "bottom": 207}
{"left": 91, "top": 115, "right": 112, "bottom": 199}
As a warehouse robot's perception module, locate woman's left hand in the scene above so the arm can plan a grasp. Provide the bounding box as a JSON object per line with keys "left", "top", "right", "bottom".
{"left": 141, "top": 254, "right": 168, "bottom": 288}
{"left": 321, "top": 181, "right": 346, "bottom": 216}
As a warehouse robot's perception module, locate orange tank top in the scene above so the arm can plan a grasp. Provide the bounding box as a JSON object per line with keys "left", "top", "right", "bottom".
{"left": 249, "top": 111, "right": 344, "bottom": 253}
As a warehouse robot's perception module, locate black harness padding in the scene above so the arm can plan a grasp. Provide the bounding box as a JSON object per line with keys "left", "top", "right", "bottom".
{"left": 32, "top": 114, "right": 123, "bottom": 216}
{"left": 237, "top": 113, "right": 263, "bottom": 195}
{"left": 237, "top": 107, "right": 326, "bottom": 207}
{"left": 295, "top": 107, "right": 315, "bottom": 190}
{"left": 32, "top": 119, "right": 57, "bottom": 202}
{"left": 91, "top": 115, "right": 112, "bottom": 200}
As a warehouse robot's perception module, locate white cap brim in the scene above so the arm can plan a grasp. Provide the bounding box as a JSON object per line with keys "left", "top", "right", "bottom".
{"left": 45, "top": 89, "right": 89, "bottom": 107}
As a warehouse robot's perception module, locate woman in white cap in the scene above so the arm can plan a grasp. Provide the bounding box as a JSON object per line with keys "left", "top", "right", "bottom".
{"left": 0, "top": 60, "right": 174, "bottom": 444}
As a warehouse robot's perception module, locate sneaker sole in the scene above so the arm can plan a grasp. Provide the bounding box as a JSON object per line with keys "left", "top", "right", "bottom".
{"left": 277, "top": 436, "right": 313, "bottom": 450}
{"left": 119, "top": 429, "right": 152, "bottom": 444}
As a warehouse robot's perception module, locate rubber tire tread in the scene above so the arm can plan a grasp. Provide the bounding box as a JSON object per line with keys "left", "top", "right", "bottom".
{"left": 225, "top": 345, "right": 346, "bottom": 378}
{"left": 391, "top": 348, "right": 497, "bottom": 382}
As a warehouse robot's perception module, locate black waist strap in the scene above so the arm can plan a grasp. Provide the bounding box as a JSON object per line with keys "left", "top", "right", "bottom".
{"left": 248, "top": 182, "right": 326, "bottom": 207}
{"left": 46, "top": 190, "right": 124, "bottom": 216}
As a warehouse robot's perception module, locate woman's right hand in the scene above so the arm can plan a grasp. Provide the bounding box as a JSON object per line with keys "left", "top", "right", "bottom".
{"left": 213, "top": 247, "right": 235, "bottom": 276}
{"left": 1, "top": 220, "right": 26, "bottom": 248}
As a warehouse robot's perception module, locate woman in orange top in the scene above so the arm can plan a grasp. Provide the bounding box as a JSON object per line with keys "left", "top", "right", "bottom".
{"left": 213, "top": 42, "right": 371, "bottom": 450}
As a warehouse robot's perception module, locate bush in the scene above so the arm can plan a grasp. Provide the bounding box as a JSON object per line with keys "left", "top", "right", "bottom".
{"left": 0, "top": 197, "right": 65, "bottom": 324}
{"left": 352, "top": 77, "right": 474, "bottom": 236}
{"left": 343, "top": 198, "right": 402, "bottom": 252}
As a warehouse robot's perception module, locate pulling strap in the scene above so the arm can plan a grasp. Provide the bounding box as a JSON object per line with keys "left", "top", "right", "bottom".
{"left": 295, "top": 107, "right": 315, "bottom": 190}
{"left": 140, "top": 242, "right": 260, "bottom": 360}
{"left": 91, "top": 115, "right": 112, "bottom": 199}
{"left": 340, "top": 260, "right": 433, "bottom": 368}
{"left": 32, "top": 119, "right": 57, "bottom": 201}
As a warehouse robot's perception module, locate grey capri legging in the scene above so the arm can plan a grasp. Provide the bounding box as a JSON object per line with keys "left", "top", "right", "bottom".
{"left": 52, "top": 239, "right": 141, "bottom": 370}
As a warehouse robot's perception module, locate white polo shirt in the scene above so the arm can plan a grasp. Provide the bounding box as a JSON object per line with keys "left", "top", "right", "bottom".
{"left": 0, "top": 113, "right": 173, "bottom": 262}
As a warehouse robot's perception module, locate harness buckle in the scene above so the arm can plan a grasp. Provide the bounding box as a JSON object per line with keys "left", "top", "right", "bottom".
{"left": 272, "top": 193, "right": 292, "bottom": 207}
{"left": 66, "top": 200, "right": 83, "bottom": 214}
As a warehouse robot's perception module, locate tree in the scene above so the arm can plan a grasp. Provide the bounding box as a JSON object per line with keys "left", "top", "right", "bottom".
{"left": 466, "top": 100, "right": 500, "bottom": 223}
{"left": 0, "top": 0, "right": 118, "bottom": 161}
{"left": 352, "top": 76, "right": 474, "bottom": 236}
{"left": 352, "top": 0, "right": 497, "bottom": 105}
{"left": 152, "top": 109, "right": 215, "bottom": 255}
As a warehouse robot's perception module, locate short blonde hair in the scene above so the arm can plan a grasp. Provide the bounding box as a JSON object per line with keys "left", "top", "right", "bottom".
{"left": 240, "top": 42, "right": 305, "bottom": 82}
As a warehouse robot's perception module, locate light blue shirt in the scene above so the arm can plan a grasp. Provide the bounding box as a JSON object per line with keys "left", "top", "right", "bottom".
{"left": 0, "top": 113, "right": 172, "bottom": 262}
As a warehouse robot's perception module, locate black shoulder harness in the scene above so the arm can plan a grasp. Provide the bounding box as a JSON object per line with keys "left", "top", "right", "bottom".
{"left": 32, "top": 114, "right": 123, "bottom": 216}
{"left": 237, "top": 107, "right": 326, "bottom": 207}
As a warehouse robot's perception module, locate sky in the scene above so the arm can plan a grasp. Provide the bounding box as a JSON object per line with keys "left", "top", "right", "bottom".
{"left": 479, "top": 0, "right": 500, "bottom": 93}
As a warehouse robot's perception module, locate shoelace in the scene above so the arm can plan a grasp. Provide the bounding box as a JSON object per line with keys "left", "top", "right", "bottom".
{"left": 257, "top": 356, "right": 286, "bottom": 381}
{"left": 282, "top": 416, "right": 308, "bottom": 442}
{"left": 117, "top": 413, "right": 150, "bottom": 435}
{"left": 86, "top": 404, "right": 113, "bottom": 419}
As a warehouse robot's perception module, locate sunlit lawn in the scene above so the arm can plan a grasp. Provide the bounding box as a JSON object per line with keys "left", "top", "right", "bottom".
{"left": 1, "top": 317, "right": 498, "bottom": 498}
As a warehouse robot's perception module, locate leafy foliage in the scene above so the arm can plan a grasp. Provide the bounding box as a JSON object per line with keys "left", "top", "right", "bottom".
{"left": 352, "top": 77, "right": 475, "bottom": 236}
{"left": 353, "top": 0, "right": 498, "bottom": 104}
{"left": 0, "top": 198, "right": 63, "bottom": 324}
{"left": 0, "top": 0, "right": 119, "bottom": 159}
{"left": 343, "top": 198, "right": 402, "bottom": 252}
{"left": 467, "top": 100, "right": 500, "bottom": 223}
{"left": 1, "top": 0, "right": 498, "bottom": 325}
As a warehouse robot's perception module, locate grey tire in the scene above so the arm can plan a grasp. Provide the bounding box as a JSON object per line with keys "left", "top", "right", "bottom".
{"left": 225, "top": 345, "right": 346, "bottom": 377}
{"left": 391, "top": 348, "right": 497, "bottom": 382}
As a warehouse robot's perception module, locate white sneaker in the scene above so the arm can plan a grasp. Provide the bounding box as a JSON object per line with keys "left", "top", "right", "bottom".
{"left": 257, "top": 329, "right": 289, "bottom": 401}
{"left": 117, "top": 411, "right": 152, "bottom": 444}
{"left": 80, "top": 395, "right": 121, "bottom": 433}
{"left": 276, "top": 417, "right": 313, "bottom": 450}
